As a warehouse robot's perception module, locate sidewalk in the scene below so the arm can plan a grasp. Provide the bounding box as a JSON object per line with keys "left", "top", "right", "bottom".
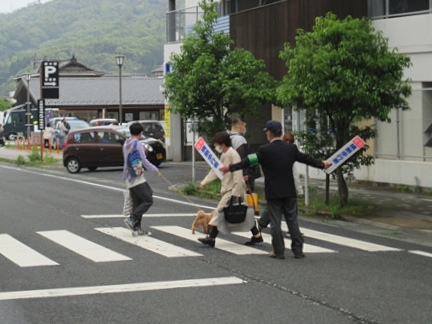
{"left": 0, "top": 145, "right": 63, "bottom": 162}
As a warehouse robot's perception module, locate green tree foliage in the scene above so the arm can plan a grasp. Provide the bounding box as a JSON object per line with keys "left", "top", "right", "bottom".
{"left": 0, "top": 0, "right": 167, "bottom": 95}
{"left": 0, "top": 98, "right": 13, "bottom": 111}
{"left": 277, "top": 13, "right": 411, "bottom": 206}
{"left": 163, "top": 0, "right": 276, "bottom": 140}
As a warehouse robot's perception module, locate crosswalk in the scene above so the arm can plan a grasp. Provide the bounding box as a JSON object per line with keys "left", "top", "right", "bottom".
{"left": 1, "top": 216, "right": 431, "bottom": 268}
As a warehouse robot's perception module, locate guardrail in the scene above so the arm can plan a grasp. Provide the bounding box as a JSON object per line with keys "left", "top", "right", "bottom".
{"left": 15, "top": 136, "right": 61, "bottom": 154}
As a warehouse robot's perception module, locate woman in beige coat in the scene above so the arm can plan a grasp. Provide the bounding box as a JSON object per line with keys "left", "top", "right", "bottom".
{"left": 198, "top": 132, "right": 260, "bottom": 247}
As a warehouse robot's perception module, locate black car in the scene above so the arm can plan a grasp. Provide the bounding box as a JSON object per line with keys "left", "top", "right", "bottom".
{"left": 63, "top": 126, "right": 166, "bottom": 173}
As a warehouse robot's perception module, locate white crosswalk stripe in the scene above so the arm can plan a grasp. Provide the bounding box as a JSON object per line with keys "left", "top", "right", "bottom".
{"left": 280, "top": 224, "right": 401, "bottom": 252}
{"left": 151, "top": 226, "right": 268, "bottom": 255}
{"left": 408, "top": 250, "right": 432, "bottom": 258}
{"left": 95, "top": 227, "right": 203, "bottom": 258}
{"left": 232, "top": 232, "right": 337, "bottom": 254}
{"left": 37, "top": 230, "right": 131, "bottom": 262}
{"left": 0, "top": 234, "right": 58, "bottom": 267}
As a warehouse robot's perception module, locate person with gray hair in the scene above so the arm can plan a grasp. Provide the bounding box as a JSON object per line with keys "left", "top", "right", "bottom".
{"left": 228, "top": 117, "right": 263, "bottom": 245}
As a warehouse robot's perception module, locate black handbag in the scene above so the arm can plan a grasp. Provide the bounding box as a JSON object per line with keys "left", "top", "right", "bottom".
{"left": 224, "top": 196, "right": 248, "bottom": 224}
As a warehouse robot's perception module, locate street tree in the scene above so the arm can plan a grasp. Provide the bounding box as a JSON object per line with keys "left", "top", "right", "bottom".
{"left": 278, "top": 13, "right": 411, "bottom": 206}
{"left": 0, "top": 98, "right": 13, "bottom": 111}
{"left": 163, "top": 0, "right": 276, "bottom": 140}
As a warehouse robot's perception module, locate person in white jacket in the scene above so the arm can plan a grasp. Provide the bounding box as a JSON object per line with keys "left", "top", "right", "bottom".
{"left": 198, "top": 132, "right": 256, "bottom": 248}
{"left": 43, "top": 122, "right": 56, "bottom": 148}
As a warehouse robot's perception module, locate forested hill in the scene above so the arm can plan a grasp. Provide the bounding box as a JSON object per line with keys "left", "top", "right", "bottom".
{"left": 0, "top": 0, "right": 169, "bottom": 96}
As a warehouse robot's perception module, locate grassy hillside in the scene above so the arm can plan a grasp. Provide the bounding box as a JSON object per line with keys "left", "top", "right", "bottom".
{"left": 0, "top": 0, "right": 169, "bottom": 96}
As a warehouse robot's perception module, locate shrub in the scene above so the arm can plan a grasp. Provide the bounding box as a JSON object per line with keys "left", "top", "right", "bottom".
{"left": 27, "top": 152, "right": 41, "bottom": 162}
{"left": 16, "top": 155, "right": 25, "bottom": 165}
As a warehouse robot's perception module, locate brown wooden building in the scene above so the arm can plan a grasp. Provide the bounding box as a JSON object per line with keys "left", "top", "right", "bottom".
{"left": 229, "top": 0, "right": 368, "bottom": 81}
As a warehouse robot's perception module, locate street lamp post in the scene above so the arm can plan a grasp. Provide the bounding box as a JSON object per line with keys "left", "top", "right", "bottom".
{"left": 115, "top": 54, "right": 124, "bottom": 124}
{"left": 25, "top": 74, "right": 31, "bottom": 141}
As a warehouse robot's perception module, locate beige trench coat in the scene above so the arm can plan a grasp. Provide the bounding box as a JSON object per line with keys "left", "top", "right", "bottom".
{"left": 200, "top": 147, "right": 246, "bottom": 227}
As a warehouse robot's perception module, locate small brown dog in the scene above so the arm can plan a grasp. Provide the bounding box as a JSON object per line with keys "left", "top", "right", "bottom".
{"left": 191, "top": 210, "right": 214, "bottom": 234}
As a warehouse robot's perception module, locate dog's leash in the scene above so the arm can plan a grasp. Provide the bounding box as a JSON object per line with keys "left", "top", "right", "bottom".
{"left": 157, "top": 171, "right": 203, "bottom": 212}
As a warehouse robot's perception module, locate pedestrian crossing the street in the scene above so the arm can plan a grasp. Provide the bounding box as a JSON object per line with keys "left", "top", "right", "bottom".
{"left": 0, "top": 215, "right": 430, "bottom": 268}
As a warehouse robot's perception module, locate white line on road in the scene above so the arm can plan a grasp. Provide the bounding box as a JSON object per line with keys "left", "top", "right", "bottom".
{"left": 408, "top": 250, "right": 432, "bottom": 258}
{"left": 0, "top": 277, "right": 244, "bottom": 301}
{"left": 0, "top": 165, "right": 215, "bottom": 210}
{"left": 0, "top": 234, "right": 59, "bottom": 267}
{"left": 95, "top": 227, "right": 203, "bottom": 258}
{"left": 37, "top": 230, "right": 131, "bottom": 262}
{"left": 152, "top": 226, "right": 268, "bottom": 255}
{"left": 81, "top": 213, "right": 198, "bottom": 219}
{"left": 232, "top": 232, "right": 337, "bottom": 254}
{"left": 280, "top": 224, "right": 401, "bottom": 252}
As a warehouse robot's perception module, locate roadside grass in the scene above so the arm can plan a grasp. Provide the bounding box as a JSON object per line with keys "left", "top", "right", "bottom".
{"left": 180, "top": 180, "right": 222, "bottom": 200}
{"left": 26, "top": 151, "right": 60, "bottom": 167}
{"left": 298, "top": 195, "right": 376, "bottom": 219}
{"left": 178, "top": 181, "right": 376, "bottom": 219}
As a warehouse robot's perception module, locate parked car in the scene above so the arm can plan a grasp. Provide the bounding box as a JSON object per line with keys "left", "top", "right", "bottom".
{"left": 63, "top": 126, "right": 166, "bottom": 173}
{"left": 67, "top": 119, "right": 91, "bottom": 131}
{"left": 89, "top": 118, "right": 118, "bottom": 126}
{"left": 127, "top": 120, "right": 165, "bottom": 142}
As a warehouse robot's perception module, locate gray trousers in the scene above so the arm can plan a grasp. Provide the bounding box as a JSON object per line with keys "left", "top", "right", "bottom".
{"left": 129, "top": 182, "right": 153, "bottom": 227}
{"left": 267, "top": 198, "right": 303, "bottom": 256}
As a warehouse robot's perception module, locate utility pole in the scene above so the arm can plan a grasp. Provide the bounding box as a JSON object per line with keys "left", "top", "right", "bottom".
{"left": 25, "top": 74, "right": 31, "bottom": 142}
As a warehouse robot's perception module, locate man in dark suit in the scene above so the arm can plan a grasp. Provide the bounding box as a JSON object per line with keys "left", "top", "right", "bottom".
{"left": 220, "top": 120, "right": 330, "bottom": 259}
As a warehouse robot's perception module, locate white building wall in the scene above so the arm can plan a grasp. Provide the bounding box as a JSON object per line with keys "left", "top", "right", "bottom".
{"left": 164, "top": 0, "right": 226, "bottom": 162}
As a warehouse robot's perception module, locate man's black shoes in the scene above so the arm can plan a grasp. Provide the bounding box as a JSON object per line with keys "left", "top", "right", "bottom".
{"left": 198, "top": 237, "right": 215, "bottom": 248}
{"left": 294, "top": 252, "right": 306, "bottom": 259}
{"left": 244, "top": 235, "right": 264, "bottom": 246}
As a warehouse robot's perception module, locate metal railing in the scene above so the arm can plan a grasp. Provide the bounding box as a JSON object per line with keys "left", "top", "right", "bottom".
{"left": 166, "top": 6, "right": 204, "bottom": 43}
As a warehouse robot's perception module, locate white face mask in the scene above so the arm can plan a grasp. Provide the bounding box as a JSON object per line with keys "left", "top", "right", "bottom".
{"left": 242, "top": 127, "right": 247, "bottom": 135}
{"left": 215, "top": 145, "right": 223, "bottom": 153}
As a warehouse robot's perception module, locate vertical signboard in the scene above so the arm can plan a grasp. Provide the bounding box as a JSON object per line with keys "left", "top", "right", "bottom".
{"left": 325, "top": 136, "right": 365, "bottom": 174}
{"left": 41, "top": 61, "right": 59, "bottom": 99}
{"left": 194, "top": 137, "right": 223, "bottom": 180}
{"left": 37, "top": 100, "right": 46, "bottom": 130}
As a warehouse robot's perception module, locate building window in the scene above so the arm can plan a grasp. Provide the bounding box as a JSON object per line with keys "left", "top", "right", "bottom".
{"left": 369, "top": 0, "right": 430, "bottom": 17}
{"left": 389, "top": 0, "right": 429, "bottom": 15}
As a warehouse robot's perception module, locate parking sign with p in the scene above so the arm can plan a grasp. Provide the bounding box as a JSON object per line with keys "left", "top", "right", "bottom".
{"left": 41, "top": 61, "right": 59, "bottom": 99}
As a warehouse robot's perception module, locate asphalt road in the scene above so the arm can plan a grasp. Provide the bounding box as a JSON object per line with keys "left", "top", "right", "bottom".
{"left": 1, "top": 162, "right": 432, "bottom": 324}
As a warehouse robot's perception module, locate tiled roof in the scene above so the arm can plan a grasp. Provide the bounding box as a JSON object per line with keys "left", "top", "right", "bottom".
{"left": 28, "top": 76, "right": 164, "bottom": 106}
{"left": 16, "top": 56, "right": 106, "bottom": 79}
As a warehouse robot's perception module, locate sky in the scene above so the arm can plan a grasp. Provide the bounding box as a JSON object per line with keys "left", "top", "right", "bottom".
{"left": 0, "top": 0, "right": 52, "bottom": 14}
